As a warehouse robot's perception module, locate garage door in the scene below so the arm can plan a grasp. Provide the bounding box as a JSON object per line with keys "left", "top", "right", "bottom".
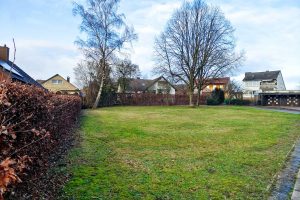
{"left": 267, "top": 96, "right": 279, "bottom": 106}
{"left": 287, "top": 96, "right": 299, "bottom": 107}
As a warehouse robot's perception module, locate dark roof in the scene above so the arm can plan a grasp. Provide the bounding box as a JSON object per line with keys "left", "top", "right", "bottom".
{"left": 127, "top": 76, "right": 176, "bottom": 92}
{"left": 0, "top": 60, "right": 44, "bottom": 88}
{"left": 243, "top": 70, "right": 281, "bottom": 81}
{"left": 127, "top": 78, "right": 156, "bottom": 91}
{"left": 206, "top": 77, "right": 230, "bottom": 85}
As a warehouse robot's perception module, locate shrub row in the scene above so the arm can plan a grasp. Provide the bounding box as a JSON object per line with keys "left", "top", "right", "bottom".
{"left": 0, "top": 81, "right": 81, "bottom": 199}
{"left": 224, "top": 98, "right": 251, "bottom": 105}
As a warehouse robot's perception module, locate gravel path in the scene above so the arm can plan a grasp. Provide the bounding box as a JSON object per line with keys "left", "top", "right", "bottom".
{"left": 255, "top": 106, "right": 300, "bottom": 115}
{"left": 269, "top": 141, "right": 300, "bottom": 199}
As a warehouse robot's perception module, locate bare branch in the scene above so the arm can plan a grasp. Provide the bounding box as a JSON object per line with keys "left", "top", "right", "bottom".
{"left": 8, "top": 38, "right": 16, "bottom": 81}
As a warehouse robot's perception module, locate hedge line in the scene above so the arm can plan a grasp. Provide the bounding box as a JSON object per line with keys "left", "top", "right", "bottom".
{"left": 0, "top": 81, "right": 81, "bottom": 199}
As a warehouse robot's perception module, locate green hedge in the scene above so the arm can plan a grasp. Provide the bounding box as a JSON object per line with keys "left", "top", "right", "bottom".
{"left": 224, "top": 99, "right": 251, "bottom": 105}
{"left": 207, "top": 88, "right": 225, "bottom": 105}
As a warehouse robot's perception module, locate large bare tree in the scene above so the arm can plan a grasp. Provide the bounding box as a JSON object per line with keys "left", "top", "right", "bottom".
{"left": 154, "top": 0, "right": 243, "bottom": 106}
{"left": 73, "top": 0, "right": 137, "bottom": 108}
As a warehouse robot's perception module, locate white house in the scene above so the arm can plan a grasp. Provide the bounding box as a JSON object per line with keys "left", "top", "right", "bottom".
{"left": 242, "top": 70, "right": 286, "bottom": 99}
{"left": 117, "top": 76, "right": 176, "bottom": 95}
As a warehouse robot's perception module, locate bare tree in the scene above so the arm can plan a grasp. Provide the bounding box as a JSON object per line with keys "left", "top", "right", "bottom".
{"left": 74, "top": 60, "right": 97, "bottom": 89}
{"left": 226, "top": 80, "right": 243, "bottom": 100}
{"left": 154, "top": 0, "right": 243, "bottom": 106}
{"left": 74, "top": 60, "right": 99, "bottom": 107}
{"left": 114, "top": 58, "right": 140, "bottom": 92}
{"left": 73, "top": 0, "right": 137, "bottom": 108}
{"left": 8, "top": 38, "right": 16, "bottom": 81}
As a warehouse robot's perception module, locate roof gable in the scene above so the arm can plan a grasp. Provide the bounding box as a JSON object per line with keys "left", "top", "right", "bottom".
{"left": 42, "top": 74, "right": 79, "bottom": 90}
{"left": 127, "top": 78, "right": 153, "bottom": 91}
{"left": 243, "top": 70, "right": 281, "bottom": 81}
{"left": 42, "top": 74, "right": 62, "bottom": 83}
{"left": 126, "top": 76, "right": 176, "bottom": 92}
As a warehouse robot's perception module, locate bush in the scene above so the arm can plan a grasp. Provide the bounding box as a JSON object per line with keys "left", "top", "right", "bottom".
{"left": 0, "top": 81, "right": 81, "bottom": 199}
{"left": 207, "top": 98, "right": 220, "bottom": 105}
{"left": 207, "top": 88, "right": 225, "bottom": 105}
{"left": 224, "top": 98, "right": 251, "bottom": 105}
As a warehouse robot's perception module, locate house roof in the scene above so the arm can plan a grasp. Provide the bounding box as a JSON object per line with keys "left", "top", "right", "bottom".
{"left": 206, "top": 77, "right": 230, "bottom": 85}
{"left": 42, "top": 74, "right": 79, "bottom": 91}
{"left": 42, "top": 74, "right": 61, "bottom": 83}
{"left": 0, "top": 60, "right": 44, "bottom": 88}
{"left": 127, "top": 78, "right": 156, "bottom": 91}
{"left": 127, "top": 76, "right": 176, "bottom": 92}
{"left": 243, "top": 70, "right": 281, "bottom": 81}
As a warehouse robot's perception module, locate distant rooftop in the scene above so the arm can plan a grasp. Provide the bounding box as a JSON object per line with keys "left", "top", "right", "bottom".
{"left": 243, "top": 70, "right": 281, "bottom": 81}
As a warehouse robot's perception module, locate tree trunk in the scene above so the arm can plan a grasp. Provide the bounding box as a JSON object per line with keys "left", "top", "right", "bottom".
{"left": 189, "top": 91, "right": 194, "bottom": 107}
{"left": 196, "top": 85, "right": 202, "bottom": 106}
{"left": 92, "top": 76, "right": 104, "bottom": 109}
{"left": 196, "top": 83, "right": 203, "bottom": 106}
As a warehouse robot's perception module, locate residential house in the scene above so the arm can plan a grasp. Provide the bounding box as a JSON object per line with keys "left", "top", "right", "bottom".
{"left": 117, "top": 76, "right": 176, "bottom": 95}
{"left": 243, "top": 70, "right": 286, "bottom": 100}
{"left": 37, "top": 74, "right": 80, "bottom": 95}
{"left": 176, "top": 77, "right": 231, "bottom": 96}
{"left": 201, "top": 77, "right": 230, "bottom": 96}
{"left": 0, "top": 45, "right": 43, "bottom": 87}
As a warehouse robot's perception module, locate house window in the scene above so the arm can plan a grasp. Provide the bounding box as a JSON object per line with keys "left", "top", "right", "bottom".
{"left": 52, "top": 80, "right": 63, "bottom": 84}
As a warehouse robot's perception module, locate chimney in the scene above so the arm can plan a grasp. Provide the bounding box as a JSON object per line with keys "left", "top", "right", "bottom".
{"left": 0, "top": 45, "right": 9, "bottom": 61}
{"left": 67, "top": 76, "right": 70, "bottom": 82}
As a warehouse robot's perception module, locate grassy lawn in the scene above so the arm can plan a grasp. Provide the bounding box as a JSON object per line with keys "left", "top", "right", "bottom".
{"left": 61, "top": 106, "right": 299, "bottom": 199}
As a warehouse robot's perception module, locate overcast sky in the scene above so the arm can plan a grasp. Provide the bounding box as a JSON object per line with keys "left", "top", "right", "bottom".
{"left": 0, "top": 0, "right": 299, "bottom": 89}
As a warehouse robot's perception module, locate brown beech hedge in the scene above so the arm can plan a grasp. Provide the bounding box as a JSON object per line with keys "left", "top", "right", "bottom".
{"left": 0, "top": 81, "right": 81, "bottom": 199}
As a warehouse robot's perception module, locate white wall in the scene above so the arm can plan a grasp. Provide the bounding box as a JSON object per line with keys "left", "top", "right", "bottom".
{"left": 276, "top": 72, "right": 286, "bottom": 90}
{"left": 243, "top": 81, "right": 261, "bottom": 98}
{"left": 149, "top": 78, "right": 176, "bottom": 94}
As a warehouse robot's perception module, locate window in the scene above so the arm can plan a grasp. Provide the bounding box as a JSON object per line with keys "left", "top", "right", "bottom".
{"left": 52, "top": 80, "right": 63, "bottom": 84}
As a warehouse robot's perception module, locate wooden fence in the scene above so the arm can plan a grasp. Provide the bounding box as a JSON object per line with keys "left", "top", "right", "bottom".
{"left": 114, "top": 93, "right": 209, "bottom": 106}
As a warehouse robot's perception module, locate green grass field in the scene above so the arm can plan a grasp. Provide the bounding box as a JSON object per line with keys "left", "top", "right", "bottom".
{"left": 61, "top": 106, "right": 299, "bottom": 199}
